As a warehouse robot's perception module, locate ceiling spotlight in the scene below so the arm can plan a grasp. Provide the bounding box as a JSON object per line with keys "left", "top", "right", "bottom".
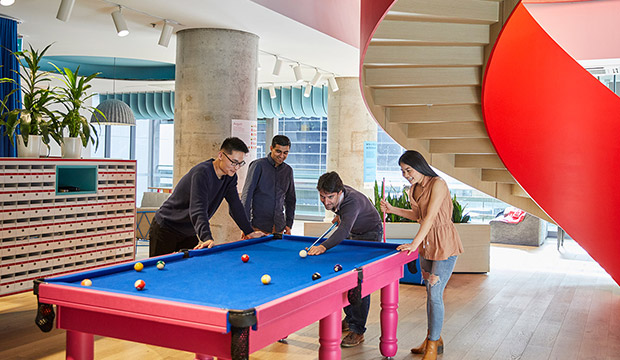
{"left": 56, "top": 0, "right": 75, "bottom": 21}
{"left": 310, "top": 68, "right": 322, "bottom": 87}
{"left": 268, "top": 84, "right": 276, "bottom": 99}
{"left": 328, "top": 75, "right": 339, "bottom": 92}
{"left": 111, "top": 6, "right": 129, "bottom": 37}
{"left": 158, "top": 20, "right": 173, "bottom": 47}
{"left": 293, "top": 63, "right": 304, "bottom": 84}
{"left": 303, "top": 83, "right": 312, "bottom": 98}
{"left": 272, "top": 56, "right": 283, "bottom": 76}
{"left": 0, "top": 0, "right": 15, "bottom": 6}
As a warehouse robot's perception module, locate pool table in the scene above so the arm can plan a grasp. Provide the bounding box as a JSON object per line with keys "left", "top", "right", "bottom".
{"left": 34, "top": 234, "right": 415, "bottom": 360}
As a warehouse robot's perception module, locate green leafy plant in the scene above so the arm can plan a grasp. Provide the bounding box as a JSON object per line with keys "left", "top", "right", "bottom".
{"left": 0, "top": 44, "right": 62, "bottom": 148}
{"left": 372, "top": 180, "right": 414, "bottom": 223}
{"left": 451, "top": 195, "right": 470, "bottom": 223}
{"left": 52, "top": 64, "right": 102, "bottom": 148}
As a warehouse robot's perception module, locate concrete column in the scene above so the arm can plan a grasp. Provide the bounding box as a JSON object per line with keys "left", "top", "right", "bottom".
{"left": 327, "top": 77, "right": 377, "bottom": 191}
{"left": 175, "top": 28, "right": 258, "bottom": 242}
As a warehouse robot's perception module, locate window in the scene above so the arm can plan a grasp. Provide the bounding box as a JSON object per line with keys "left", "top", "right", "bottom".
{"left": 257, "top": 117, "right": 328, "bottom": 219}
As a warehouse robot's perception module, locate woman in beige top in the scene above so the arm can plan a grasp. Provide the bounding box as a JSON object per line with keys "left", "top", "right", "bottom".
{"left": 381, "top": 150, "right": 463, "bottom": 360}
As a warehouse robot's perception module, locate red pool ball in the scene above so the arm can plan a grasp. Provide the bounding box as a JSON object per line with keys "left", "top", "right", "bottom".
{"left": 134, "top": 279, "right": 145, "bottom": 291}
{"left": 241, "top": 254, "right": 250, "bottom": 263}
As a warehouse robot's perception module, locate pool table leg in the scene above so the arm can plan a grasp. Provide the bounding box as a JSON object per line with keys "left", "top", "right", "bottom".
{"left": 379, "top": 280, "right": 399, "bottom": 357}
{"left": 66, "top": 330, "right": 93, "bottom": 360}
{"left": 318, "top": 310, "right": 341, "bottom": 360}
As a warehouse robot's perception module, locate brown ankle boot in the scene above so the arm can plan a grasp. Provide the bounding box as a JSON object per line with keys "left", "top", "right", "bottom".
{"left": 410, "top": 337, "right": 428, "bottom": 354}
{"left": 421, "top": 339, "right": 442, "bottom": 360}
{"left": 412, "top": 336, "right": 444, "bottom": 355}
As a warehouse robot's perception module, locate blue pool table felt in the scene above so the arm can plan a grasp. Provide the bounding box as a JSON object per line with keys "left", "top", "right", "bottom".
{"left": 44, "top": 236, "right": 400, "bottom": 310}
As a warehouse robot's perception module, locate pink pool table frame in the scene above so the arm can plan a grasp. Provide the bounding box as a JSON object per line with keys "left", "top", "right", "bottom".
{"left": 36, "top": 249, "right": 416, "bottom": 360}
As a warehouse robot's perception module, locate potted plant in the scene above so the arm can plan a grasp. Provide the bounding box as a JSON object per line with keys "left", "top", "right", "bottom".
{"left": 452, "top": 194, "right": 471, "bottom": 223}
{"left": 372, "top": 180, "right": 414, "bottom": 222}
{"left": 0, "top": 44, "right": 62, "bottom": 157}
{"left": 52, "top": 64, "right": 102, "bottom": 158}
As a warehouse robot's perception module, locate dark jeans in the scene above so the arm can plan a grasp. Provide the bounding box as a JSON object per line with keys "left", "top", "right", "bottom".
{"left": 344, "top": 227, "right": 382, "bottom": 334}
{"left": 148, "top": 219, "right": 199, "bottom": 257}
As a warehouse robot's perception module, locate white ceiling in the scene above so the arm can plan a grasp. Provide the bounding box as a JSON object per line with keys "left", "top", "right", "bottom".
{"left": 0, "top": 0, "right": 360, "bottom": 92}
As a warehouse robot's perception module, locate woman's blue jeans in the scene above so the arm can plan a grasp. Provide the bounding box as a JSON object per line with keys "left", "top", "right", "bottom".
{"left": 419, "top": 255, "right": 457, "bottom": 341}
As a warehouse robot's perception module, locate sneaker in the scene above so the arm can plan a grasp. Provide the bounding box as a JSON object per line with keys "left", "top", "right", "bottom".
{"left": 342, "top": 320, "right": 350, "bottom": 332}
{"left": 341, "top": 332, "right": 364, "bottom": 348}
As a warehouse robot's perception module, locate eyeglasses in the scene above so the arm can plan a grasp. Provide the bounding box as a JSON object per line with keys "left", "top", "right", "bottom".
{"left": 222, "top": 152, "right": 246, "bottom": 168}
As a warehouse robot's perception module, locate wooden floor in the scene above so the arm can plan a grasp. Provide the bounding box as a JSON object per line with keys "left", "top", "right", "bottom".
{"left": 1, "top": 239, "right": 619, "bottom": 360}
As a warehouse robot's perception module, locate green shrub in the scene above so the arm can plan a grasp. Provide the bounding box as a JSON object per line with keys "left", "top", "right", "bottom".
{"left": 372, "top": 180, "right": 414, "bottom": 222}
{"left": 451, "top": 195, "right": 470, "bottom": 223}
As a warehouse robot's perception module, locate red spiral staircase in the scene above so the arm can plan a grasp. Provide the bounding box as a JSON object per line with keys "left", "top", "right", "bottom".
{"left": 360, "top": 0, "right": 620, "bottom": 284}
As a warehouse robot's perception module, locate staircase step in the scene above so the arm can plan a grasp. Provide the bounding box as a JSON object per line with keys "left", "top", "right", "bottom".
{"left": 455, "top": 154, "right": 505, "bottom": 169}
{"left": 429, "top": 138, "right": 495, "bottom": 154}
{"left": 364, "top": 45, "right": 483, "bottom": 66}
{"left": 365, "top": 67, "right": 481, "bottom": 87}
{"left": 387, "top": 0, "right": 499, "bottom": 24}
{"left": 481, "top": 169, "right": 516, "bottom": 184}
{"left": 374, "top": 86, "right": 480, "bottom": 106}
{"left": 373, "top": 20, "right": 490, "bottom": 45}
{"left": 408, "top": 121, "right": 487, "bottom": 139}
{"left": 387, "top": 104, "right": 482, "bottom": 123}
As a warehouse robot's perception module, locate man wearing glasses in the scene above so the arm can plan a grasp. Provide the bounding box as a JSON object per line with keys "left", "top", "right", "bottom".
{"left": 149, "top": 137, "right": 265, "bottom": 257}
{"left": 241, "top": 135, "right": 296, "bottom": 235}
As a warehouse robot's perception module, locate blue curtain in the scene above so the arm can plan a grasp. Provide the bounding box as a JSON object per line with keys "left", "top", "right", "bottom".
{"left": 0, "top": 17, "right": 19, "bottom": 157}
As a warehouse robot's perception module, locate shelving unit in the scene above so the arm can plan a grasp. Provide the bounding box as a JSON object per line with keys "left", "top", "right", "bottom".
{"left": 0, "top": 158, "right": 136, "bottom": 296}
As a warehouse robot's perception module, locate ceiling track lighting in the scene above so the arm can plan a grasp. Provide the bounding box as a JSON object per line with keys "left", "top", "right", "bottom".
{"left": 310, "top": 68, "right": 322, "bottom": 87}
{"left": 272, "top": 56, "right": 283, "bottom": 76}
{"left": 293, "top": 63, "right": 304, "bottom": 84}
{"left": 158, "top": 20, "right": 173, "bottom": 47}
{"left": 268, "top": 84, "right": 277, "bottom": 99}
{"left": 56, "top": 0, "right": 75, "bottom": 22}
{"left": 303, "top": 83, "right": 312, "bottom": 98}
{"left": 111, "top": 6, "right": 129, "bottom": 37}
{"left": 328, "top": 75, "right": 339, "bottom": 92}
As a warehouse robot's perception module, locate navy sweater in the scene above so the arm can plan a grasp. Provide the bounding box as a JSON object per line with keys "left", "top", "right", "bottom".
{"left": 154, "top": 159, "right": 254, "bottom": 241}
{"left": 321, "top": 185, "right": 382, "bottom": 249}
{"left": 240, "top": 155, "right": 296, "bottom": 233}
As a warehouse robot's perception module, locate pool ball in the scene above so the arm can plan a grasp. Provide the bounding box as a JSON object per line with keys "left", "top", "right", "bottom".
{"left": 134, "top": 262, "right": 144, "bottom": 272}
{"left": 156, "top": 260, "right": 165, "bottom": 270}
{"left": 312, "top": 272, "right": 321, "bottom": 281}
{"left": 261, "top": 274, "right": 271, "bottom": 285}
{"left": 134, "top": 279, "right": 145, "bottom": 290}
{"left": 241, "top": 254, "right": 250, "bottom": 263}
{"left": 333, "top": 264, "right": 343, "bottom": 272}
{"left": 81, "top": 279, "right": 92, "bottom": 286}
{"left": 299, "top": 249, "right": 307, "bottom": 258}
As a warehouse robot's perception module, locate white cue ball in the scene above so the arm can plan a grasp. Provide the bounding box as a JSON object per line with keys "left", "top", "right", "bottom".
{"left": 299, "top": 249, "right": 308, "bottom": 258}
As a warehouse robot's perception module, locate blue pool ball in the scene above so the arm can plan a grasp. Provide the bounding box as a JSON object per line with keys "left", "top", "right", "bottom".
{"left": 312, "top": 272, "right": 321, "bottom": 281}
{"left": 333, "top": 264, "right": 343, "bottom": 272}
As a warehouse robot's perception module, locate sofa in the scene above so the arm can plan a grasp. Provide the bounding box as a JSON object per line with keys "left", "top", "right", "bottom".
{"left": 490, "top": 212, "right": 547, "bottom": 246}
{"left": 136, "top": 192, "right": 171, "bottom": 241}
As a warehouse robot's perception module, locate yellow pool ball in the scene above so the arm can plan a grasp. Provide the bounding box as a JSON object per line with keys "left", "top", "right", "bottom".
{"left": 261, "top": 274, "right": 271, "bottom": 285}
{"left": 134, "top": 262, "right": 144, "bottom": 272}
{"left": 81, "top": 279, "right": 92, "bottom": 286}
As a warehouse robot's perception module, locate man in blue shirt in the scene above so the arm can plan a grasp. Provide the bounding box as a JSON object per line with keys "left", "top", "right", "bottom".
{"left": 241, "top": 135, "right": 296, "bottom": 234}
{"left": 149, "top": 137, "right": 265, "bottom": 257}
{"left": 308, "top": 171, "right": 383, "bottom": 348}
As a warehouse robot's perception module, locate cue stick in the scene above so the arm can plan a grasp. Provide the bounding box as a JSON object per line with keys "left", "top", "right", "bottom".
{"left": 382, "top": 177, "right": 387, "bottom": 243}
{"left": 306, "top": 221, "right": 339, "bottom": 250}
